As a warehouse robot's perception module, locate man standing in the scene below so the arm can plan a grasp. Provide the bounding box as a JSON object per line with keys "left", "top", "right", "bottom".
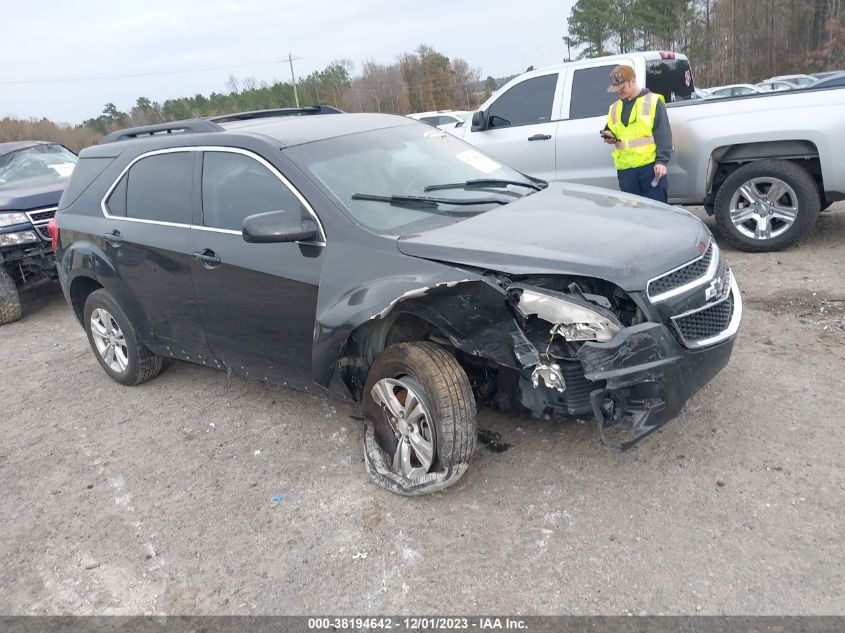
{"left": 602, "top": 65, "right": 673, "bottom": 204}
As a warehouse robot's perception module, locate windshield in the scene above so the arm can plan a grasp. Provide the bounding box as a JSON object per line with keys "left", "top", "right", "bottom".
{"left": 285, "top": 124, "right": 535, "bottom": 233}
{"left": 0, "top": 144, "right": 78, "bottom": 187}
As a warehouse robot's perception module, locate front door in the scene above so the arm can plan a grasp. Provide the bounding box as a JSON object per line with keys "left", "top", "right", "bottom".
{"left": 189, "top": 148, "right": 323, "bottom": 389}
{"left": 461, "top": 72, "right": 561, "bottom": 182}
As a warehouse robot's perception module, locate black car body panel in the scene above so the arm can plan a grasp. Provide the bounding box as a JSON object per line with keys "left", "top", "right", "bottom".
{"left": 55, "top": 113, "right": 741, "bottom": 452}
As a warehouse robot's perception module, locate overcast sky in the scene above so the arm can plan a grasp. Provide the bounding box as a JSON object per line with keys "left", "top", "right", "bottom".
{"left": 2, "top": 0, "right": 577, "bottom": 124}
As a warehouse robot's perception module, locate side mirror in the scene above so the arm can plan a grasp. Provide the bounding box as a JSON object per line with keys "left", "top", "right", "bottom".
{"left": 470, "top": 110, "right": 487, "bottom": 132}
{"left": 242, "top": 209, "right": 319, "bottom": 244}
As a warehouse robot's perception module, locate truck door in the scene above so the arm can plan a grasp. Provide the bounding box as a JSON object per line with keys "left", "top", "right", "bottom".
{"left": 461, "top": 72, "right": 562, "bottom": 182}
{"left": 556, "top": 62, "right": 632, "bottom": 189}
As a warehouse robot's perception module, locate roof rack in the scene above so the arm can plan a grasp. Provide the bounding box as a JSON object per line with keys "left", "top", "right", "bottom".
{"left": 99, "top": 119, "right": 223, "bottom": 144}
{"left": 208, "top": 105, "right": 343, "bottom": 123}
{"left": 98, "top": 105, "right": 344, "bottom": 145}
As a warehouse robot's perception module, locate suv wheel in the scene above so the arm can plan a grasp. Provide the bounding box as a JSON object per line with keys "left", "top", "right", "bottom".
{"left": 0, "top": 266, "right": 22, "bottom": 325}
{"left": 714, "top": 159, "right": 821, "bottom": 252}
{"left": 362, "top": 342, "right": 477, "bottom": 496}
{"left": 83, "top": 289, "right": 164, "bottom": 386}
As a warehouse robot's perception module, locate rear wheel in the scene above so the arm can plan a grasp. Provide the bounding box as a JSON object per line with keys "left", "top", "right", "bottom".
{"left": 0, "top": 266, "right": 22, "bottom": 325}
{"left": 714, "top": 160, "right": 820, "bottom": 252}
{"left": 362, "top": 342, "right": 476, "bottom": 496}
{"left": 83, "top": 289, "right": 164, "bottom": 386}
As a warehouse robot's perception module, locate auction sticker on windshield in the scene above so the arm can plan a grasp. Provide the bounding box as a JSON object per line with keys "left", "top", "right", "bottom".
{"left": 456, "top": 149, "right": 502, "bottom": 174}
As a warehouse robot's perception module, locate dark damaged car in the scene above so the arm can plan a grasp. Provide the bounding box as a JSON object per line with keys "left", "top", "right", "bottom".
{"left": 54, "top": 111, "right": 741, "bottom": 495}
{"left": 1, "top": 142, "right": 77, "bottom": 324}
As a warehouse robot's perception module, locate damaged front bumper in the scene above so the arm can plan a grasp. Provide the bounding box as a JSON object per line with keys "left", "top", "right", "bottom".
{"left": 577, "top": 280, "right": 742, "bottom": 450}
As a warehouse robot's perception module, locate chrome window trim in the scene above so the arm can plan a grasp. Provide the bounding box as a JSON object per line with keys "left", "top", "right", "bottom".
{"left": 647, "top": 240, "right": 719, "bottom": 303}
{"left": 99, "top": 146, "right": 326, "bottom": 246}
{"left": 671, "top": 272, "right": 742, "bottom": 349}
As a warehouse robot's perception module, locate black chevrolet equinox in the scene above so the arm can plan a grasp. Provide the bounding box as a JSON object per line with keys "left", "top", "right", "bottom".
{"left": 55, "top": 108, "right": 741, "bottom": 495}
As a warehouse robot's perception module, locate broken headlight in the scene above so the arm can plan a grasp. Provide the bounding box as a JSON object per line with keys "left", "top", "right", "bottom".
{"left": 0, "top": 230, "right": 40, "bottom": 247}
{"left": 516, "top": 288, "right": 622, "bottom": 343}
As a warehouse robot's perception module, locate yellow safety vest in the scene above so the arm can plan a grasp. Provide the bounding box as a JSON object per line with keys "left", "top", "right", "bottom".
{"left": 606, "top": 92, "right": 664, "bottom": 170}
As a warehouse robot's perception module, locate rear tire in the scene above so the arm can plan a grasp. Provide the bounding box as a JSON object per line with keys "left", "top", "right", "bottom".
{"left": 83, "top": 289, "right": 164, "bottom": 386}
{"left": 714, "top": 159, "right": 820, "bottom": 252}
{"left": 362, "top": 342, "right": 477, "bottom": 496}
{"left": 0, "top": 266, "right": 22, "bottom": 325}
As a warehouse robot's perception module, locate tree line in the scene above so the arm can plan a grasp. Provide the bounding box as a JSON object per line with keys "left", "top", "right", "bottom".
{"left": 566, "top": 0, "right": 845, "bottom": 86}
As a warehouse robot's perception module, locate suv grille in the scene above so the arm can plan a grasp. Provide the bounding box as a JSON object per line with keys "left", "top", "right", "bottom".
{"left": 648, "top": 242, "right": 714, "bottom": 300}
{"left": 673, "top": 293, "right": 734, "bottom": 346}
{"left": 25, "top": 207, "right": 57, "bottom": 242}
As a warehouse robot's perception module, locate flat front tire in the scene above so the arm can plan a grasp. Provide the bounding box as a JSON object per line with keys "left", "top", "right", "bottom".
{"left": 714, "top": 159, "right": 820, "bottom": 252}
{"left": 83, "top": 289, "right": 164, "bottom": 386}
{"left": 0, "top": 266, "right": 22, "bottom": 325}
{"left": 362, "top": 342, "right": 477, "bottom": 496}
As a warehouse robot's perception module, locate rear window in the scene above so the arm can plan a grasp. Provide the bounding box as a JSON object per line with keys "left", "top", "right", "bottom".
{"left": 646, "top": 59, "right": 694, "bottom": 102}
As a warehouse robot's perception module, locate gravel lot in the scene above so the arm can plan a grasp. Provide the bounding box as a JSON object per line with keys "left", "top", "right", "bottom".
{"left": 1, "top": 205, "right": 843, "bottom": 615}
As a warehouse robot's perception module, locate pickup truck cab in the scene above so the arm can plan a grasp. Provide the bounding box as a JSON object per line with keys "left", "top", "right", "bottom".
{"left": 451, "top": 51, "right": 845, "bottom": 251}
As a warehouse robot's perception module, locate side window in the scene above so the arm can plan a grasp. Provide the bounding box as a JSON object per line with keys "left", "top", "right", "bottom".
{"left": 125, "top": 152, "right": 193, "bottom": 224}
{"left": 487, "top": 74, "right": 558, "bottom": 128}
{"left": 202, "top": 152, "right": 303, "bottom": 231}
{"left": 105, "top": 173, "right": 128, "bottom": 216}
{"left": 419, "top": 116, "right": 439, "bottom": 126}
{"left": 569, "top": 65, "right": 618, "bottom": 119}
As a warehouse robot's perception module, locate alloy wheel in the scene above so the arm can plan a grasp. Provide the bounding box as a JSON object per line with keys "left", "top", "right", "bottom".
{"left": 728, "top": 176, "right": 798, "bottom": 241}
{"left": 370, "top": 376, "right": 436, "bottom": 480}
{"left": 89, "top": 308, "right": 129, "bottom": 373}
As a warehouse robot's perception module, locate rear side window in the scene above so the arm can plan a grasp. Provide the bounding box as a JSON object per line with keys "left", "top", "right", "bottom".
{"left": 569, "top": 65, "right": 617, "bottom": 119}
{"left": 125, "top": 152, "right": 193, "bottom": 224}
{"left": 646, "top": 59, "right": 694, "bottom": 102}
{"left": 488, "top": 74, "right": 558, "bottom": 128}
{"left": 105, "top": 174, "right": 128, "bottom": 216}
{"left": 201, "top": 151, "right": 303, "bottom": 231}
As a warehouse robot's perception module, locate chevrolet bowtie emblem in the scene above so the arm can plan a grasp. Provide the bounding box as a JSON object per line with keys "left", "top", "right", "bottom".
{"left": 705, "top": 273, "right": 727, "bottom": 302}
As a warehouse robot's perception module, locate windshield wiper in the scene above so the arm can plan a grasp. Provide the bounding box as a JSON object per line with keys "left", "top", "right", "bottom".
{"left": 351, "top": 193, "right": 509, "bottom": 210}
{"left": 423, "top": 178, "right": 545, "bottom": 192}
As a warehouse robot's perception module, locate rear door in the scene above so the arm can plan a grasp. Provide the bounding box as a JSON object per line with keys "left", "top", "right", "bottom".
{"left": 556, "top": 61, "right": 631, "bottom": 189}
{"left": 101, "top": 149, "right": 214, "bottom": 360}
{"left": 189, "top": 148, "right": 323, "bottom": 389}
{"left": 461, "top": 72, "right": 562, "bottom": 181}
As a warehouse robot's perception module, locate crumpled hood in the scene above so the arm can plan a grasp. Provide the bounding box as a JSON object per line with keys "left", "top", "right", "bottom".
{"left": 397, "top": 182, "right": 711, "bottom": 291}
{"left": 0, "top": 179, "right": 68, "bottom": 211}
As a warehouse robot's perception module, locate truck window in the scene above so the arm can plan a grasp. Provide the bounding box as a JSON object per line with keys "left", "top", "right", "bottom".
{"left": 487, "top": 74, "right": 558, "bottom": 128}
{"left": 569, "top": 65, "right": 618, "bottom": 119}
{"left": 646, "top": 59, "right": 694, "bottom": 102}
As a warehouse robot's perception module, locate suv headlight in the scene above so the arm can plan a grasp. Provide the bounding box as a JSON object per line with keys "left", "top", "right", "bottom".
{"left": 0, "top": 212, "right": 29, "bottom": 228}
{"left": 0, "top": 230, "right": 40, "bottom": 247}
{"left": 516, "top": 288, "right": 621, "bottom": 343}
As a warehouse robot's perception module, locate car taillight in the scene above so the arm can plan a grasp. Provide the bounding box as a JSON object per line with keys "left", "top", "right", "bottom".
{"left": 48, "top": 218, "right": 59, "bottom": 253}
{"left": 659, "top": 51, "right": 676, "bottom": 59}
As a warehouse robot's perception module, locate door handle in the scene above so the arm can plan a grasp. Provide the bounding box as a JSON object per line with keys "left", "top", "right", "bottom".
{"left": 192, "top": 249, "right": 222, "bottom": 269}
{"left": 528, "top": 134, "right": 552, "bottom": 141}
{"left": 103, "top": 230, "right": 123, "bottom": 246}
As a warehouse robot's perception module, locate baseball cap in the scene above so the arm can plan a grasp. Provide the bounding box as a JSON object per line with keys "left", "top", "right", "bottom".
{"left": 607, "top": 65, "right": 635, "bottom": 92}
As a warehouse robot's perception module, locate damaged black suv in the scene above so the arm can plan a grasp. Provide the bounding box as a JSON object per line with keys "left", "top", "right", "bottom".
{"left": 55, "top": 109, "right": 741, "bottom": 495}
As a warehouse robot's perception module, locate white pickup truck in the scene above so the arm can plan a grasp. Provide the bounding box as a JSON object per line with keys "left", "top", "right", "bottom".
{"left": 449, "top": 51, "right": 845, "bottom": 251}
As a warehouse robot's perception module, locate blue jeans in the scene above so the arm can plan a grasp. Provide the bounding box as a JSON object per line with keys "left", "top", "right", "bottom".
{"left": 617, "top": 162, "right": 668, "bottom": 204}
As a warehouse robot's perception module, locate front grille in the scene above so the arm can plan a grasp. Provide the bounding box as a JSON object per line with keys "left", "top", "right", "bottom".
{"left": 547, "top": 360, "right": 600, "bottom": 416}
{"left": 673, "top": 293, "right": 734, "bottom": 345}
{"left": 27, "top": 209, "right": 56, "bottom": 223}
{"left": 648, "top": 242, "right": 714, "bottom": 299}
{"left": 35, "top": 226, "right": 51, "bottom": 241}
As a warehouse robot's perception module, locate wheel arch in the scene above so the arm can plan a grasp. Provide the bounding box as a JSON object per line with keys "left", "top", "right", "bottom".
{"left": 707, "top": 140, "right": 823, "bottom": 209}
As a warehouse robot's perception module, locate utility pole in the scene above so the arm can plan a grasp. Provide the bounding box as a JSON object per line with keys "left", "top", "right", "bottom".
{"left": 287, "top": 53, "right": 300, "bottom": 107}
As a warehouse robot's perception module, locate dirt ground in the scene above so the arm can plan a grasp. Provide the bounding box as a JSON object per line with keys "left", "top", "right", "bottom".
{"left": 1, "top": 205, "right": 843, "bottom": 616}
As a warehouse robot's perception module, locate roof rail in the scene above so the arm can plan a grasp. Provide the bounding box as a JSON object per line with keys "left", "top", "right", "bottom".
{"left": 99, "top": 119, "right": 223, "bottom": 144}
{"left": 208, "top": 105, "right": 343, "bottom": 123}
